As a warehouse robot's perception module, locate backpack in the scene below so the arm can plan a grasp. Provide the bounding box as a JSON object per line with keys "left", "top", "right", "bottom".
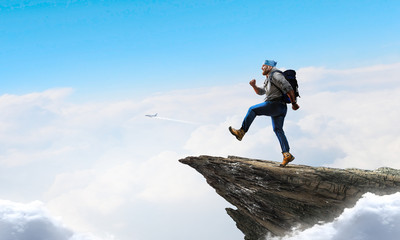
{"left": 270, "top": 69, "right": 300, "bottom": 104}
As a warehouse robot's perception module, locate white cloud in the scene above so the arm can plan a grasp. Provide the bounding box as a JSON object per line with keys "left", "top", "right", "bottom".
{"left": 184, "top": 116, "right": 279, "bottom": 159}
{"left": 0, "top": 199, "right": 105, "bottom": 240}
{"left": 267, "top": 192, "right": 400, "bottom": 240}
{"left": 0, "top": 86, "right": 246, "bottom": 239}
{"left": 43, "top": 151, "right": 214, "bottom": 237}
{"left": 1, "top": 62, "right": 400, "bottom": 239}
{"left": 297, "top": 62, "right": 400, "bottom": 92}
{"left": 293, "top": 63, "right": 400, "bottom": 168}
{"left": 134, "top": 151, "right": 210, "bottom": 202}
{"left": 45, "top": 151, "right": 208, "bottom": 210}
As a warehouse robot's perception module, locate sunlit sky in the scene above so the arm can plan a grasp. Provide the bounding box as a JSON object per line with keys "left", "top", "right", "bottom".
{"left": 2, "top": 0, "right": 399, "bottom": 99}
{"left": 1, "top": 1, "right": 400, "bottom": 240}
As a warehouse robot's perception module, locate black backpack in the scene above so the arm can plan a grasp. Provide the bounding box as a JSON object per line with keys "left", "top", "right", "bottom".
{"left": 270, "top": 70, "right": 300, "bottom": 104}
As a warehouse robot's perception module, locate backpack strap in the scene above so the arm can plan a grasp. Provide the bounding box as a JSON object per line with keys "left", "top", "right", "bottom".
{"left": 269, "top": 70, "right": 291, "bottom": 103}
{"left": 269, "top": 70, "right": 284, "bottom": 94}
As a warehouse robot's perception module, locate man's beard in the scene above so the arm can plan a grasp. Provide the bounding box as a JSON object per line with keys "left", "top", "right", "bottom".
{"left": 263, "top": 69, "right": 271, "bottom": 76}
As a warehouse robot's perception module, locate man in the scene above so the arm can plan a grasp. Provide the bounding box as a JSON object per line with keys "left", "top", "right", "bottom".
{"left": 229, "top": 59, "right": 300, "bottom": 167}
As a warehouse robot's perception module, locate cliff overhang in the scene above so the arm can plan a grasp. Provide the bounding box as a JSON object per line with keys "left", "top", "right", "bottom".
{"left": 179, "top": 155, "right": 400, "bottom": 240}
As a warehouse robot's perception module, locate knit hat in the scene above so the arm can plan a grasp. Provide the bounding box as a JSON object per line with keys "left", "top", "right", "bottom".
{"left": 264, "top": 60, "right": 277, "bottom": 67}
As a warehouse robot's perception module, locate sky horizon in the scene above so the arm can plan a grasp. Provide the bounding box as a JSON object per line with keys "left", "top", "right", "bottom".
{"left": 1, "top": 0, "right": 400, "bottom": 239}
{"left": 2, "top": 0, "right": 400, "bottom": 99}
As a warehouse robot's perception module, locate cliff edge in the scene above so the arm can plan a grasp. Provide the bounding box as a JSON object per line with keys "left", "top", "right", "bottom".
{"left": 179, "top": 155, "right": 400, "bottom": 240}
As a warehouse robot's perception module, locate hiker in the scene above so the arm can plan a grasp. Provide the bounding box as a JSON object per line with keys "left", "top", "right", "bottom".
{"left": 229, "top": 60, "right": 300, "bottom": 167}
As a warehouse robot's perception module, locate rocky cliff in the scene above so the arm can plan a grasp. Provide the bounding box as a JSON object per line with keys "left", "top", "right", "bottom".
{"left": 179, "top": 155, "right": 400, "bottom": 240}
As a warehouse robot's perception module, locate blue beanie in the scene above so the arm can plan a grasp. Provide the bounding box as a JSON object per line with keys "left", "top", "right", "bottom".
{"left": 264, "top": 60, "right": 277, "bottom": 67}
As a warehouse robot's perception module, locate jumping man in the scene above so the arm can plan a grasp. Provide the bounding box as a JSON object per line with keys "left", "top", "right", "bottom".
{"left": 229, "top": 60, "right": 300, "bottom": 167}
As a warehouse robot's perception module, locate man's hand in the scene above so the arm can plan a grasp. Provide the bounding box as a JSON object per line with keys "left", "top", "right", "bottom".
{"left": 286, "top": 90, "right": 299, "bottom": 110}
{"left": 249, "top": 79, "right": 256, "bottom": 87}
{"left": 292, "top": 102, "right": 300, "bottom": 110}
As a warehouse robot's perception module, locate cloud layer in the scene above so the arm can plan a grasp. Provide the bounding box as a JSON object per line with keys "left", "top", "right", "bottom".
{"left": 0, "top": 199, "right": 103, "bottom": 240}
{"left": 268, "top": 192, "right": 400, "bottom": 240}
{"left": 0, "top": 62, "right": 399, "bottom": 239}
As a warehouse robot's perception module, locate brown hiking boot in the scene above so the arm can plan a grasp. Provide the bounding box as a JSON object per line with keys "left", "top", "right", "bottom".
{"left": 229, "top": 126, "right": 245, "bottom": 141}
{"left": 280, "top": 152, "right": 295, "bottom": 167}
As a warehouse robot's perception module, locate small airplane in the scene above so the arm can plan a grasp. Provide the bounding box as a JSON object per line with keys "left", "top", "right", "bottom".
{"left": 145, "top": 113, "right": 158, "bottom": 118}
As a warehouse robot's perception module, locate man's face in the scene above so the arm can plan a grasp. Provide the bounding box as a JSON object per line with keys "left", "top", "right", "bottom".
{"left": 262, "top": 64, "right": 272, "bottom": 75}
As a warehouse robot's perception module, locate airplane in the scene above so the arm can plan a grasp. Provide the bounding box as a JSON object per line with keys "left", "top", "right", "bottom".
{"left": 145, "top": 113, "right": 158, "bottom": 118}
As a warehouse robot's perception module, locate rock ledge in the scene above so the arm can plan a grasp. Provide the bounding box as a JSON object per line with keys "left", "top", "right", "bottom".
{"left": 179, "top": 155, "right": 400, "bottom": 240}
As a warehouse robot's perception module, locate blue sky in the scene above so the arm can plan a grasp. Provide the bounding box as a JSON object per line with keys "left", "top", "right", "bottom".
{"left": 1, "top": 1, "right": 400, "bottom": 240}
{"left": 1, "top": 0, "right": 399, "bottom": 99}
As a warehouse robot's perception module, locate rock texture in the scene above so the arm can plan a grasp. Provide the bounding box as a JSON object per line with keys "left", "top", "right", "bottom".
{"left": 179, "top": 155, "right": 400, "bottom": 240}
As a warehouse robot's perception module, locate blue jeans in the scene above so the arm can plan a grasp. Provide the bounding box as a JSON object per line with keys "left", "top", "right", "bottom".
{"left": 241, "top": 101, "right": 290, "bottom": 153}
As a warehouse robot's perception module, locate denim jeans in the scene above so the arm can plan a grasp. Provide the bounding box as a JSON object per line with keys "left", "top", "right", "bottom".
{"left": 241, "top": 101, "right": 290, "bottom": 153}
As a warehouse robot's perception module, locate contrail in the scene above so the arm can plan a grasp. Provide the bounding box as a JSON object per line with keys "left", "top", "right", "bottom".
{"left": 153, "top": 116, "right": 200, "bottom": 125}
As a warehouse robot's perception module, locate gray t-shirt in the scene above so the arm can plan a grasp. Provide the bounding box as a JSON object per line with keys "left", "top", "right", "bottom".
{"left": 258, "top": 67, "right": 293, "bottom": 101}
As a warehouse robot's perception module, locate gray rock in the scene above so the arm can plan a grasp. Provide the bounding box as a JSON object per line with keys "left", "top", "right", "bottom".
{"left": 179, "top": 155, "right": 400, "bottom": 240}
